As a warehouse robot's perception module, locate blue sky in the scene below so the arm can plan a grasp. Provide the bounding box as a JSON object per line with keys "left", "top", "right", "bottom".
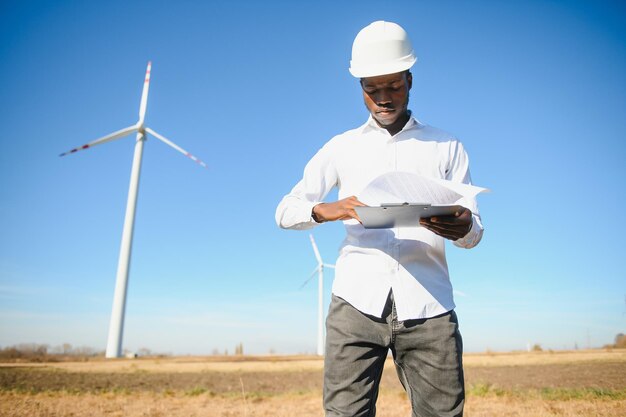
{"left": 1, "top": 0, "right": 625, "bottom": 355}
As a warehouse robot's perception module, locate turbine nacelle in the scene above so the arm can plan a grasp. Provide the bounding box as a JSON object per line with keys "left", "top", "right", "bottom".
{"left": 60, "top": 62, "right": 206, "bottom": 168}
{"left": 60, "top": 121, "right": 206, "bottom": 167}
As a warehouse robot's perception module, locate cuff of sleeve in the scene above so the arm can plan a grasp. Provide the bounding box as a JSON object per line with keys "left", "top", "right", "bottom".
{"left": 306, "top": 201, "right": 323, "bottom": 225}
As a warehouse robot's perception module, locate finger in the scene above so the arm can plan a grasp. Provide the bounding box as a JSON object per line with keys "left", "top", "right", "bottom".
{"left": 419, "top": 221, "right": 468, "bottom": 239}
{"left": 422, "top": 220, "right": 469, "bottom": 233}
{"left": 423, "top": 225, "right": 464, "bottom": 240}
{"left": 421, "top": 217, "right": 457, "bottom": 227}
{"left": 348, "top": 196, "right": 367, "bottom": 207}
{"left": 335, "top": 208, "right": 361, "bottom": 222}
{"left": 426, "top": 214, "right": 471, "bottom": 226}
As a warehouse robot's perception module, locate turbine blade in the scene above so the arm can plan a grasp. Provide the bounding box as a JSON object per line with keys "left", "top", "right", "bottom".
{"left": 138, "top": 61, "right": 151, "bottom": 124}
{"left": 299, "top": 267, "right": 319, "bottom": 289}
{"left": 309, "top": 234, "right": 323, "bottom": 264}
{"left": 59, "top": 125, "right": 138, "bottom": 157}
{"left": 453, "top": 289, "right": 468, "bottom": 297}
{"left": 145, "top": 127, "right": 207, "bottom": 168}
{"left": 323, "top": 263, "right": 335, "bottom": 269}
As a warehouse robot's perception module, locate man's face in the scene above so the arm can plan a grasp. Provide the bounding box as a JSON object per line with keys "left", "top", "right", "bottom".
{"left": 360, "top": 71, "right": 412, "bottom": 128}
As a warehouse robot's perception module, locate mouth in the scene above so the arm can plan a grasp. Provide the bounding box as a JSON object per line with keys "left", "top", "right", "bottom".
{"left": 376, "top": 108, "right": 396, "bottom": 117}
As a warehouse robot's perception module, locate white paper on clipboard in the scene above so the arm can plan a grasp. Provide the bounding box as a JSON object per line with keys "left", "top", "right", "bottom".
{"left": 354, "top": 172, "right": 488, "bottom": 229}
{"left": 355, "top": 203, "right": 463, "bottom": 229}
{"left": 357, "top": 172, "right": 488, "bottom": 207}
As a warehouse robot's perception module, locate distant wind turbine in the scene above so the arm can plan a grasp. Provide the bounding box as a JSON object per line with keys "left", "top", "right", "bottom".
{"left": 60, "top": 61, "right": 206, "bottom": 359}
{"left": 300, "top": 234, "right": 334, "bottom": 356}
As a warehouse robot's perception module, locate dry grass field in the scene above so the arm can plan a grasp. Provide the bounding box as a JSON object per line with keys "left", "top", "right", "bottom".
{"left": 1, "top": 350, "right": 625, "bottom": 416}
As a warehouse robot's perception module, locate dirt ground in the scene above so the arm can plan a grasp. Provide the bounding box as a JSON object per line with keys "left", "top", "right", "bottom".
{"left": 1, "top": 350, "right": 625, "bottom": 416}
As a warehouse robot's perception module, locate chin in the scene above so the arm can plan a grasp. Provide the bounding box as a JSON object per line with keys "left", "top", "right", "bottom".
{"left": 375, "top": 116, "right": 398, "bottom": 126}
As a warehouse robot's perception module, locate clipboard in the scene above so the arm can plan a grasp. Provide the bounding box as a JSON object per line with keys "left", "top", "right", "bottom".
{"left": 355, "top": 203, "right": 463, "bottom": 229}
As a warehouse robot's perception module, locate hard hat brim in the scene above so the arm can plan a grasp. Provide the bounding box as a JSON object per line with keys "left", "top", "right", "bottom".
{"left": 349, "top": 55, "right": 417, "bottom": 78}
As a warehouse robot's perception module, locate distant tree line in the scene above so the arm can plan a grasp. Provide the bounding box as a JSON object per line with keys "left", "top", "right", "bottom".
{"left": 604, "top": 333, "right": 626, "bottom": 349}
{"left": 0, "top": 343, "right": 103, "bottom": 362}
{"left": 0, "top": 344, "right": 169, "bottom": 362}
{"left": 210, "top": 343, "right": 246, "bottom": 356}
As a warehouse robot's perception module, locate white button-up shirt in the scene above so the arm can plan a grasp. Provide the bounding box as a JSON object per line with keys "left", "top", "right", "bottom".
{"left": 275, "top": 115, "right": 483, "bottom": 320}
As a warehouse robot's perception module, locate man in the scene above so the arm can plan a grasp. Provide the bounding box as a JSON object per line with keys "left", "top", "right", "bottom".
{"left": 275, "top": 21, "right": 483, "bottom": 417}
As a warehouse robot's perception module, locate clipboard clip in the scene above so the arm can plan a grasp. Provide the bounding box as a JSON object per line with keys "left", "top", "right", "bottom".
{"left": 380, "top": 202, "right": 430, "bottom": 208}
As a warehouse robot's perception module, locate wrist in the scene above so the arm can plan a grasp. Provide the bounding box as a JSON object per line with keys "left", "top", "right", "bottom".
{"left": 312, "top": 204, "right": 325, "bottom": 223}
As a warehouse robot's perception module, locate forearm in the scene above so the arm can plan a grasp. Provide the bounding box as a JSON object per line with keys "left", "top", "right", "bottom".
{"left": 310, "top": 197, "right": 364, "bottom": 223}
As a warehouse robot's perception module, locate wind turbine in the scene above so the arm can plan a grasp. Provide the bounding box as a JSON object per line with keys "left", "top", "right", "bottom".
{"left": 300, "top": 234, "right": 334, "bottom": 356}
{"left": 60, "top": 61, "right": 206, "bottom": 358}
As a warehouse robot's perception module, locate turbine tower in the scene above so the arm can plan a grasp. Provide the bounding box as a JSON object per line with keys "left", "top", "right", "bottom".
{"left": 60, "top": 62, "right": 206, "bottom": 358}
{"left": 301, "top": 234, "right": 334, "bottom": 356}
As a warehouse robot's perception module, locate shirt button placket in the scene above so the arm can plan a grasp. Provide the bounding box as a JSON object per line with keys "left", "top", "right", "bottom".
{"left": 386, "top": 136, "right": 395, "bottom": 171}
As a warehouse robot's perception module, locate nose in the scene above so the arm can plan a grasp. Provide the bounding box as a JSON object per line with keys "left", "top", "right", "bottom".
{"left": 374, "top": 90, "right": 392, "bottom": 106}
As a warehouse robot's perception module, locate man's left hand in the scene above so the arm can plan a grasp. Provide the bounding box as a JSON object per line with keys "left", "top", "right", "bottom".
{"left": 419, "top": 207, "right": 473, "bottom": 241}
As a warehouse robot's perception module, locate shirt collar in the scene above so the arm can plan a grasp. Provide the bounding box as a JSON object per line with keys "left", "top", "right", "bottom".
{"left": 361, "top": 110, "right": 421, "bottom": 135}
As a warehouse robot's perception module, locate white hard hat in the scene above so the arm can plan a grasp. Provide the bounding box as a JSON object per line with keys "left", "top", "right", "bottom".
{"left": 349, "top": 21, "right": 417, "bottom": 78}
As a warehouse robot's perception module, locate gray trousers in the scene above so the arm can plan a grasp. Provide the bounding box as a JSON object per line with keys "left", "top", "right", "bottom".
{"left": 323, "top": 293, "right": 464, "bottom": 417}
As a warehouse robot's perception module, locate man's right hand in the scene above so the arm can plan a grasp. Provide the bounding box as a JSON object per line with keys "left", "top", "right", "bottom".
{"left": 312, "top": 196, "right": 366, "bottom": 223}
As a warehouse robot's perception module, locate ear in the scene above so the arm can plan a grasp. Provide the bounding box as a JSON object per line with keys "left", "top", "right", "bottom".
{"left": 406, "top": 71, "right": 413, "bottom": 90}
